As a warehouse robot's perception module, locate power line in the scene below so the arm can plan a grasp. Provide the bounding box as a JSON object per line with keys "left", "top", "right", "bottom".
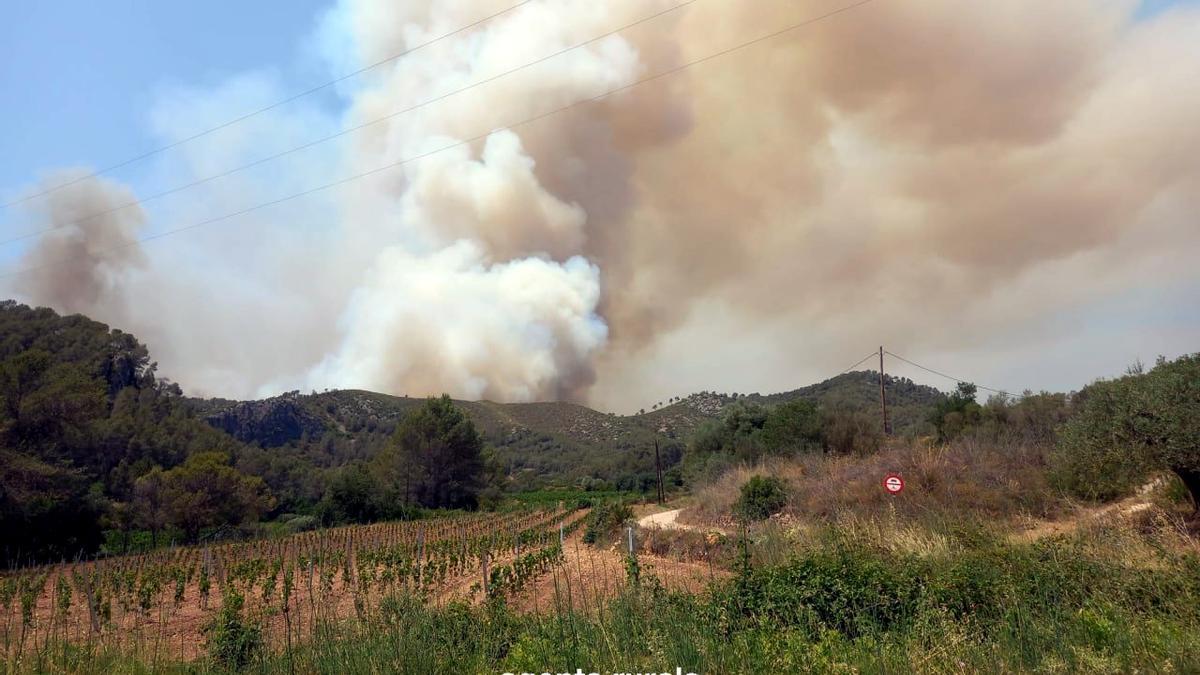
{"left": 884, "top": 349, "right": 1014, "bottom": 397}
{"left": 0, "top": 0, "right": 537, "bottom": 210}
{"left": 0, "top": 0, "right": 878, "bottom": 280}
{"left": 0, "top": 0, "right": 699, "bottom": 246}
{"left": 837, "top": 351, "right": 879, "bottom": 376}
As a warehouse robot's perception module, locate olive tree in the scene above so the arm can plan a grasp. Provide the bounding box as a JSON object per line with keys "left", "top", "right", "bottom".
{"left": 1055, "top": 354, "right": 1200, "bottom": 509}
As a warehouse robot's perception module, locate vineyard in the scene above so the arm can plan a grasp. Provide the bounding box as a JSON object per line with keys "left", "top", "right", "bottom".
{"left": 0, "top": 506, "right": 588, "bottom": 668}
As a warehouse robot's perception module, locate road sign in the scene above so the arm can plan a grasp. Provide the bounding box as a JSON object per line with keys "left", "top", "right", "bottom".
{"left": 883, "top": 473, "right": 904, "bottom": 494}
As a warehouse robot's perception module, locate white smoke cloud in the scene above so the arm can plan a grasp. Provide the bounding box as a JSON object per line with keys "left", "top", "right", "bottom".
{"left": 397, "top": 130, "right": 587, "bottom": 261}
{"left": 306, "top": 241, "right": 606, "bottom": 401}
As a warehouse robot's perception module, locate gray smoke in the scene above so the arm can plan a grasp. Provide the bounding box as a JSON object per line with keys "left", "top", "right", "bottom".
{"left": 6, "top": 0, "right": 1199, "bottom": 409}
{"left": 14, "top": 170, "right": 147, "bottom": 317}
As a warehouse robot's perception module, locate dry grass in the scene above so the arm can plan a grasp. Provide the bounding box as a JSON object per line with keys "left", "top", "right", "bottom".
{"left": 684, "top": 437, "right": 1064, "bottom": 529}
{"left": 637, "top": 527, "right": 735, "bottom": 567}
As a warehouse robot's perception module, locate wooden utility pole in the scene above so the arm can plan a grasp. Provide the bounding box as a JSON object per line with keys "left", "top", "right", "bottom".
{"left": 879, "top": 346, "right": 891, "bottom": 436}
{"left": 654, "top": 439, "right": 665, "bottom": 504}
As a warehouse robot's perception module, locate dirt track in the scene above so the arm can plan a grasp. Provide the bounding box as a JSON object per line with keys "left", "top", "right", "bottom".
{"left": 638, "top": 508, "right": 687, "bottom": 530}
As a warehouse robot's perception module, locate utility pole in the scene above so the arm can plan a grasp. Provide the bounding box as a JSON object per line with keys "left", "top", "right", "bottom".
{"left": 654, "top": 439, "right": 665, "bottom": 504}
{"left": 879, "top": 346, "right": 891, "bottom": 436}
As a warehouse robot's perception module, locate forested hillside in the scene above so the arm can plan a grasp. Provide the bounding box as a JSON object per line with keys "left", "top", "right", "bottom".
{"left": 0, "top": 301, "right": 257, "bottom": 563}
{"left": 188, "top": 372, "right": 945, "bottom": 497}
{"left": 0, "top": 301, "right": 951, "bottom": 564}
{"left": 187, "top": 390, "right": 683, "bottom": 496}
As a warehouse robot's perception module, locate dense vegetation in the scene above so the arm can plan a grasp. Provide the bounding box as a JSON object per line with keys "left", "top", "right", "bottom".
{"left": 580, "top": 501, "right": 634, "bottom": 545}
{"left": 0, "top": 301, "right": 964, "bottom": 566}
{"left": 0, "top": 301, "right": 252, "bottom": 564}
{"left": 1053, "top": 354, "right": 1200, "bottom": 507}
{"left": 0, "top": 303, "right": 496, "bottom": 564}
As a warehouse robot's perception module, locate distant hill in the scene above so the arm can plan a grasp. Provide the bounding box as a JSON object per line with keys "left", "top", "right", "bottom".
{"left": 2, "top": 298, "right": 948, "bottom": 504}
{"left": 188, "top": 371, "right": 945, "bottom": 492}
{"left": 639, "top": 371, "right": 942, "bottom": 438}
{"left": 187, "top": 390, "right": 684, "bottom": 493}
{"left": 1, "top": 299, "right": 951, "bottom": 561}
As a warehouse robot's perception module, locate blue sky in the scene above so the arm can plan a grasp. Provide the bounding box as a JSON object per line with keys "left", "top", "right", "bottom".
{"left": 0, "top": 1, "right": 333, "bottom": 199}
{"left": 1138, "top": 0, "right": 1194, "bottom": 16}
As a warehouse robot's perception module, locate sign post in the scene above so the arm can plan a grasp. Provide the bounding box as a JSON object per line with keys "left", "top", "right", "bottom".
{"left": 883, "top": 473, "right": 904, "bottom": 495}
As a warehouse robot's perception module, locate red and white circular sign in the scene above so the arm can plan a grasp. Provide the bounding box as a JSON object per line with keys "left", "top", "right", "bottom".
{"left": 883, "top": 473, "right": 904, "bottom": 494}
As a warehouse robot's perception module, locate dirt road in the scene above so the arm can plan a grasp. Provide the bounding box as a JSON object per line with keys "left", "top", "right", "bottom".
{"left": 638, "top": 508, "right": 687, "bottom": 530}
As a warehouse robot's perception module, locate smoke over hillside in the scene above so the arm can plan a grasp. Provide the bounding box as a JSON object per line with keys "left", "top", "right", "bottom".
{"left": 14, "top": 171, "right": 147, "bottom": 317}
{"left": 6, "top": 0, "right": 1199, "bottom": 409}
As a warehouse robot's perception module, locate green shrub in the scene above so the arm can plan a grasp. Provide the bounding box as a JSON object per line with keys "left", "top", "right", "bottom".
{"left": 582, "top": 501, "right": 633, "bottom": 544}
{"left": 735, "top": 476, "right": 789, "bottom": 521}
{"left": 282, "top": 514, "right": 319, "bottom": 533}
{"left": 1165, "top": 474, "right": 1193, "bottom": 506}
{"left": 761, "top": 399, "right": 823, "bottom": 453}
{"left": 711, "top": 530, "right": 1200, "bottom": 652}
{"left": 1050, "top": 354, "right": 1200, "bottom": 508}
{"left": 929, "top": 382, "right": 983, "bottom": 442}
{"left": 717, "top": 544, "right": 920, "bottom": 637}
{"left": 205, "top": 589, "right": 263, "bottom": 669}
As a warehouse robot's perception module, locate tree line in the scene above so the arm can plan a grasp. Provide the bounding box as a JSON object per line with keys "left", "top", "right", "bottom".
{"left": 0, "top": 302, "right": 490, "bottom": 565}
{"left": 679, "top": 353, "right": 1199, "bottom": 511}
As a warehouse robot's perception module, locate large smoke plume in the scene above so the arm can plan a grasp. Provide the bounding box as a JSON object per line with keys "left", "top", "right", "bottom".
{"left": 5, "top": 0, "right": 1199, "bottom": 408}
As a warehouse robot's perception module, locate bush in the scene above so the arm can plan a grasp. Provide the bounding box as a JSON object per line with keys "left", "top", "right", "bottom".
{"left": 1052, "top": 353, "right": 1200, "bottom": 506}
{"left": 929, "top": 382, "right": 983, "bottom": 441}
{"left": 761, "top": 399, "right": 823, "bottom": 453}
{"left": 282, "top": 514, "right": 319, "bottom": 533}
{"left": 681, "top": 403, "right": 770, "bottom": 478}
{"left": 713, "top": 523, "right": 1200, "bottom": 650}
{"left": 820, "top": 408, "right": 882, "bottom": 455}
{"left": 735, "top": 476, "right": 789, "bottom": 521}
{"left": 582, "top": 501, "right": 633, "bottom": 544}
{"left": 722, "top": 544, "right": 921, "bottom": 637}
{"left": 205, "top": 589, "right": 263, "bottom": 669}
